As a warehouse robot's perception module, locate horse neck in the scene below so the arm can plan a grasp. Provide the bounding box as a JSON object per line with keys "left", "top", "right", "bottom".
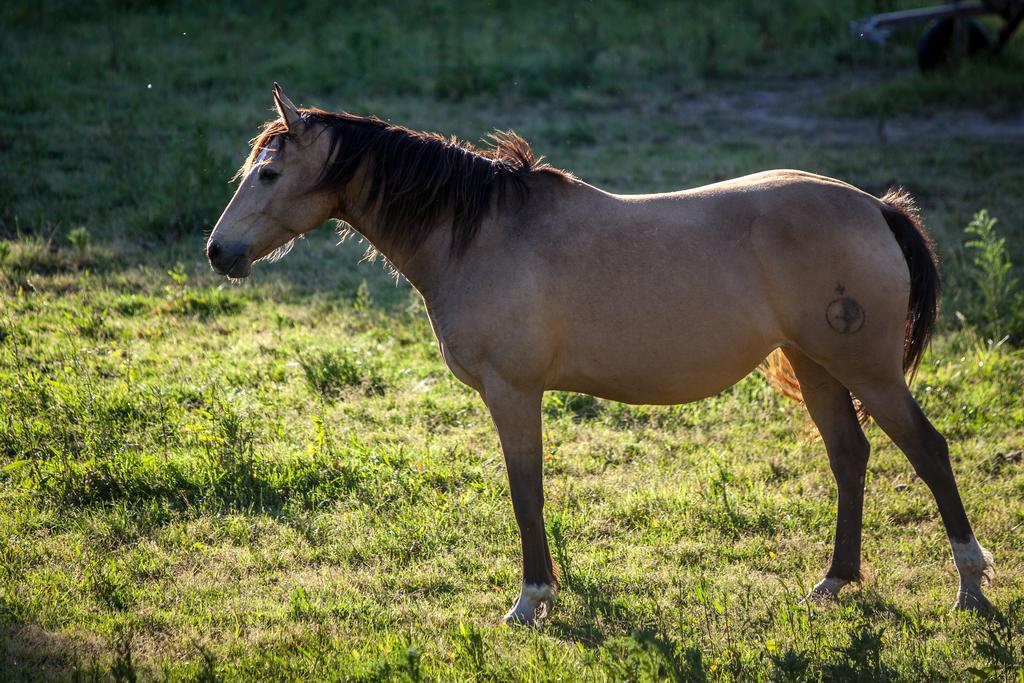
{"left": 330, "top": 163, "right": 455, "bottom": 298}
{"left": 384, "top": 226, "right": 453, "bottom": 299}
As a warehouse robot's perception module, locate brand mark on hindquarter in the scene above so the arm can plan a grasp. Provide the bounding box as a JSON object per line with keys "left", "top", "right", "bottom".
{"left": 826, "top": 288, "right": 866, "bottom": 334}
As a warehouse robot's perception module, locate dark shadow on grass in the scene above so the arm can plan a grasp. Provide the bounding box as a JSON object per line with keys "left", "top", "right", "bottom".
{"left": 1, "top": 611, "right": 147, "bottom": 683}
{"left": 846, "top": 588, "right": 1004, "bottom": 624}
{"left": 844, "top": 590, "right": 911, "bottom": 622}
{"left": 544, "top": 519, "right": 665, "bottom": 649}
{"left": 546, "top": 580, "right": 710, "bottom": 683}
{"left": 0, "top": 605, "right": 90, "bottom": 682}
{"left": 545, "top": 575, "right": 633, "bottom": 647}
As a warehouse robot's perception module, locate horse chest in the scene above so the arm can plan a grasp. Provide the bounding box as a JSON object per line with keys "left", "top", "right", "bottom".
{"left": 423, "top": 307, "right": 483, "bottom": 392}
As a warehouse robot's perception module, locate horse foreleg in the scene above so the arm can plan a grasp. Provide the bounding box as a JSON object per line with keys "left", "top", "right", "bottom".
{"left": 483, "top": 381, "right": 557, "bottom": 625}
{"left": 787, "top": 350, "right": 870, "bottom": 601}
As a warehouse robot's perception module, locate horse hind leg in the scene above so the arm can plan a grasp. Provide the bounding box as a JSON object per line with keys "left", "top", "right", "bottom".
{"left": 844, "top": 374, "right": 994, "bottom": 611}
{"left": 785, "top": 349, "right": 870, "bottom": 601}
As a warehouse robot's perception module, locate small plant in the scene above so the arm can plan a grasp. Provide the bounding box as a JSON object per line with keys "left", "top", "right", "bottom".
{"left": 353, "top": 279, "right": 373, "bottom": 310}
{"left": 159, "top": 265, "right": 242, "bottom": 318}
{"left": 454, "top": 622, "right": 488, "bottom": 675}
{"left": 111, "top": 294, "right": 150, "bottom": 317}
{"left": 162, "top": 263, "right": 190, "bottom": 305}
{"left": 298, "top": 349, "right": 385, "bottom": 400}
{"left": 67, "top": 225, "right": 91, "bottom": 252}
{"left": 64, "top": 305, "right": 109, "bottom": 339}
{"left": 957, "top": 210, "right": 1024, "bottom": 342}
{"left": 192, "top": 397, "right": 270, "bottom": 509}
{"left": 85, "top": 560, "right": 133, "bottom": 612}
{"left": 968, "top": 616, "right": 1023, "bottom": 680}
{"left": 290, "top": 585, "right": 313, "bottom": 620}
{"left": 0, "top": 240, "right": 10, "bottom": 262}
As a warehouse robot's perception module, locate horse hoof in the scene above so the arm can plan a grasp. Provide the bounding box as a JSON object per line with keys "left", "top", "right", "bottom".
{"left": 802, "top": 589, "right": 835, "bottom": 606}
{"left": 501, "top": 583, "right": 554, "bottom": 626}
{"left": 801, "top": 576, "right": 848, "bottom": 605}
{"left": 501, "top": 602, "right": 549, "bottom": 626}
{"left": 953, "top": 591, "right": 993, "bottom": 613}
{"left": 502, "top": 608, "right": 538, "bottom": 626}
{"left": 801, "top": 590, "right": 838, "bottom": 608}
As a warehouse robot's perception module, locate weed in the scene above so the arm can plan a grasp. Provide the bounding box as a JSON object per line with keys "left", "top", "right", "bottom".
{"left": 159, "top": 264, "right": 243, "bottom": 318}
{"left": 289, "top": 585, "right": 315, "bottom": 621}
{"left": 67, "top": 226, "right": 90, "bottom": 253}
{"left": 954, "top": 209, "right": 1024, "bottom": 341}
{"left": 298, "top": 348, "right": 385, "bottom": 400}
{"left": 968, "top": 614, "right": 1024, "bottom": 680}
{"left": 454, "top": 622, "right": 489, "bottom": 675}
{"left": 353, "top": 279, "right": 373, "bottom": 311}
{"left": 64, "top": 305, "right": 109, "bottom": 339}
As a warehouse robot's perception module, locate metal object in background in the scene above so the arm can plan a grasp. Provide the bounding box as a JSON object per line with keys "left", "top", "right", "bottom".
{"left": 850, "top": 0, "right": 1024, "bottom": 70}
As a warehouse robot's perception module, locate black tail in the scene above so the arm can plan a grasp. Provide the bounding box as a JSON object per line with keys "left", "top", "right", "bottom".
{"left": 879, "top": 188, "right": 941, "bottom": 381}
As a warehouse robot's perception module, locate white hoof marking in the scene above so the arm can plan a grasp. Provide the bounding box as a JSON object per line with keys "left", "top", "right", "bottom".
{"left": 951, "top": 535, "right": 994, "bottom": 611}
{"left": 811, "top": 576, "right": 850, "bottom": 597}
{"left": 503, "top": 583, "right": 555, "bottom": 625}
{"left": 801, "top": 576, "right": 849, "bottom": 605}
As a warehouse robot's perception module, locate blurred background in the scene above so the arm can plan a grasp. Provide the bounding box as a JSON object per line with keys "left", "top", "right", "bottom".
{"left": 1, "top": 3, "right": 1020, "bottom": 242}
{"left": 4, "top": 0, "right": 1022, "bottom": 328}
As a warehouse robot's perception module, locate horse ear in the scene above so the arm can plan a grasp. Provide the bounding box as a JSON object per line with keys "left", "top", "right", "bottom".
{"left": 272, "top": 82, "right": 302, "bottom": 131}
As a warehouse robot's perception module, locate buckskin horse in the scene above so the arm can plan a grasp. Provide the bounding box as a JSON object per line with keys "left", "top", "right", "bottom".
{"left": 206, "top": 85, "right": 993, "bottom": 624}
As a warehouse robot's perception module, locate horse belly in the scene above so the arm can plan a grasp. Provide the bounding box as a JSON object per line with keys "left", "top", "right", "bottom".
{"left": 548, "top": 300, "right": 780, "bottom": 405}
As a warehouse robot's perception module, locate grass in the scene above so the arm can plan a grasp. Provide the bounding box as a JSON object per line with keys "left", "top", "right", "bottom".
{"left": 829, "top": 56, "right": 1024, "bottom": 117}
{"left": 2, "top": 1, "right": 1024, "bottom": 680}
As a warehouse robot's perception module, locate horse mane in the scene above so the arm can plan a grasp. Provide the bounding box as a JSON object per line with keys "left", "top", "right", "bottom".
{"left": 237, "top": 109, "right": 572, "bottom": 257}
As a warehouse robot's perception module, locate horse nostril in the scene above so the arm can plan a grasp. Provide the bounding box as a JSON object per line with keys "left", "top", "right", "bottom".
{"left": 207, "top": 241, "right": 221, "bottom": 261}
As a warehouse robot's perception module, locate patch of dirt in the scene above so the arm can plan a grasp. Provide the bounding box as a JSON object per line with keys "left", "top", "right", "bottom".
{"left": 669, "top": 77, "right": 1024, "bottom": 144}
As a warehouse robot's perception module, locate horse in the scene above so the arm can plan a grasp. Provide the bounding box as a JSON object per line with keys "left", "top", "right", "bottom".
{"left": 206, "top": 85, "right": 994, "bottom": 624}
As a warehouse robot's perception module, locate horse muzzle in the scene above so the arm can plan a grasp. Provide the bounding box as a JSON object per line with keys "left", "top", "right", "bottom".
{"left": 206, "top": 240, "right": 252, "bottom": 279}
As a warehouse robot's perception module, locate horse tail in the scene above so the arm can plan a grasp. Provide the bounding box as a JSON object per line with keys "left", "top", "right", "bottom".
{"left": 758, "top": 188, "right": 940, "bottom": 424}
{"left": 878, "top": 187, "right": 941, "bottom": 382}
{"left": 759, "top": 349, "right": 803, "bottom": 404}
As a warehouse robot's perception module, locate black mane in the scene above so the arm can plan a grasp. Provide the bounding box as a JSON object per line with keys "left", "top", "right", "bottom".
{"left": 242, "top": 110, "right": 570, "bottom": 257}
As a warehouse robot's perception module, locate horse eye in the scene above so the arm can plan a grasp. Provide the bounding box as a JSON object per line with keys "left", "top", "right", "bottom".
{"left": 258, "top": 168, "right": 280, "bottom": 183}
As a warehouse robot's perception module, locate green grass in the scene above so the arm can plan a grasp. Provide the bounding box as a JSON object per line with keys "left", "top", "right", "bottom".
{"left": 828, "top": 56, "right": 1024, "bottom": 117}
{"left": 2, "top": 1, "right": 1024, "bottom": 680}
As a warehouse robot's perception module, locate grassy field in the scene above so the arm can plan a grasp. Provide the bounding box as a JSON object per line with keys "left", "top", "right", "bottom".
{"left": 2, "top": 1, "right": 1024, "bottom": 680}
